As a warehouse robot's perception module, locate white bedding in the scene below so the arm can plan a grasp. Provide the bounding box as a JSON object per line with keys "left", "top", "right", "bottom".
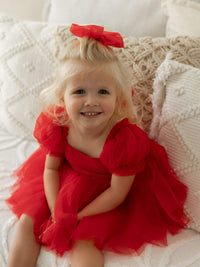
{"left": 1, "top": 127, "right": 200, "bottom": 267}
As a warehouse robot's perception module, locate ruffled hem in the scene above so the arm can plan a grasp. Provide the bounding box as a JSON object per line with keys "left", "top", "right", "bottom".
{"left": 37, "top": 213, "right": 77, "bottom": 255}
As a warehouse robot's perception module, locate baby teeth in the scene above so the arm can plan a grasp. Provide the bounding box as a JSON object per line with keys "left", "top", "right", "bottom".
{"left": 83, "top": 112, "right": 99, "bottom": 116}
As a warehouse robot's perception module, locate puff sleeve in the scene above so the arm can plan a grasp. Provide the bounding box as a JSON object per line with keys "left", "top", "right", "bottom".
{"left": 33, "top": 110, "right": 65, "bottom": 157}
{"left": 100, "top": 119, "right": 150, "bottom": 176}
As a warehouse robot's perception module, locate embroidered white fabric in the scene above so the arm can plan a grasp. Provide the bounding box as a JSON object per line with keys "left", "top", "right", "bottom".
{"left": 0, "top": 127, "right": 200, "bottom": 266}
{"left": 0, "top": 14, "right": 59, "bottom": 140}
{"left": 150, "top": 55, "right": 200, "bottom": 232}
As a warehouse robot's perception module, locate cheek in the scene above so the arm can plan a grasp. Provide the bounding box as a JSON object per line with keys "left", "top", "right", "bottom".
{"left": 104, "top": 99, "right": 117, "bottom": 114}
{"left": 65, "top": 99, "right": 81, "bottom": 115}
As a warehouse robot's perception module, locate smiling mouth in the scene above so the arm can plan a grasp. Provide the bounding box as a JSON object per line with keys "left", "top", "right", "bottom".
{"left": 80, "top": 112, "right": 102, "bottom": 116}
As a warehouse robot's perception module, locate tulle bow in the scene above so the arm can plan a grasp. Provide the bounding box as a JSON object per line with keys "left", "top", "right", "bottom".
{"left": 70, "top": 23, "right": 124, "bottom": 48}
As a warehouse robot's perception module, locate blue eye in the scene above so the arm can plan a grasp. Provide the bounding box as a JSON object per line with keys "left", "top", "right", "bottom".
{"left": 74, "top": 89, "right": 85, "bottom": 94}
{"left": 99, "top": 89, "right": 109, "bottom": 95}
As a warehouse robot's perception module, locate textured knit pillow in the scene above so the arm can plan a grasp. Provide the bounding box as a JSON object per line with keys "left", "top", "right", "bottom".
{"left": 0, "top": 13, "right": 57, "bottom": 139}
{"left": 1, "top": 12, "right": 200, "bottom": 139}
{"left": 150, "top": 55, "right": 200, "bottom": 232}
{"left": 116, "top": 36, "right": 200, "bottom": 133}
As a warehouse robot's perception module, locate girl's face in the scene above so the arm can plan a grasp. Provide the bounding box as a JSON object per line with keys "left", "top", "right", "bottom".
{"left": 63, "top": 59, "right": 118, "bottom": 135}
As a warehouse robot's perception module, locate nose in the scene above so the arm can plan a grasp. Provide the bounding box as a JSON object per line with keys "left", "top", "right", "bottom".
{"left": 85, "top": 94, "right": 99, "bottom": 106}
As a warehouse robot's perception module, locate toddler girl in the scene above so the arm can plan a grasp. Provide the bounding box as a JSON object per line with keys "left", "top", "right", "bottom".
{"left": 6, "top": 24, "right": 189, "bottom": 267}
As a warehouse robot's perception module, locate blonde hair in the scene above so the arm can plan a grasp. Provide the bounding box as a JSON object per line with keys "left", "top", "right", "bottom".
{"left": 40, "top": 34, "right": 138, "bottom": 125}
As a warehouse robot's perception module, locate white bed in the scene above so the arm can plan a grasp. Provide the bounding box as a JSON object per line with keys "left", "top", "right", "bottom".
{"left": 0, "top": 0, "right": 200, "bottom": 266}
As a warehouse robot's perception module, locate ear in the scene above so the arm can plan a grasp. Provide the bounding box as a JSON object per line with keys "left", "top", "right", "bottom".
{"left": 59, "top": 97, "right": 65, "bottom": 106}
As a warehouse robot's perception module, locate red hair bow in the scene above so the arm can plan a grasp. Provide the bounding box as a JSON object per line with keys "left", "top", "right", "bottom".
{"left": 70, "top": 24, "right": 124, "bottom": 48}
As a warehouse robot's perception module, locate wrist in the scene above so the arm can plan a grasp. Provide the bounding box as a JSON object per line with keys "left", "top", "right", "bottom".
{"left": 50, "top": 206, "right": 55, "bottom": 214}
{"left": 77, "top": 211, "right": 83, "bottom": 221}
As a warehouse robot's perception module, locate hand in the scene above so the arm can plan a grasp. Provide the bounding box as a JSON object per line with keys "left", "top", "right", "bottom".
{"left": 51, "top": 211, "right": 56, "bottom": 224}
{"left": 50, "top": 207, "right": 56, "bottom": 224}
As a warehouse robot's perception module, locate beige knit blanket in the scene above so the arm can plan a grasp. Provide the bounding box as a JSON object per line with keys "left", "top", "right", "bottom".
{"left": 116, "top": 36, "right": 200, "bottom": 133}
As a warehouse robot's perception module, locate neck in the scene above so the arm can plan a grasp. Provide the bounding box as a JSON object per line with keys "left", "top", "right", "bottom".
{"left": 70, "top": 122, "right": 110, "bottom": 141}
{"left": 69, "top": 116, "right": 119, "bottom": 140}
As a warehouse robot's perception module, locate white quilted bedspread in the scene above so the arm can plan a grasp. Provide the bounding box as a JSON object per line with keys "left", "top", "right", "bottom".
{"left": 0, "top": 127, "right": 200, "bottom": 267}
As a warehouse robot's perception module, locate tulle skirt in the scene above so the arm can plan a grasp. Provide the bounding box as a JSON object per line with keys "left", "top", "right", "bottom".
{"left": 6, "top": 143, "right": 189, "bottom": 256}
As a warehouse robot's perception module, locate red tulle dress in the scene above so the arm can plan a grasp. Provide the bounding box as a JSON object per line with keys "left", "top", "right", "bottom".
{"left": 6, "top": 111, "right": 189, "bottom": 256}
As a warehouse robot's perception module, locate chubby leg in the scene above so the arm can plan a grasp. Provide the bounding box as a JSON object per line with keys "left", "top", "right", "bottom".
{"left": 7, "top": 214, "right": 41, "bottom": 267}
{"left": 71, "top": 239, "right": 104, "bottom": 267}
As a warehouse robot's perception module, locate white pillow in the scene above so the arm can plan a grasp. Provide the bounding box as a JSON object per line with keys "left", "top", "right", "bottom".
{"left": 0, "top": 13, "right": 57, "bottom": 140}
{"left": 150, "top": 55, "right": 200, "bottom": 232}
{"left": 46, "top": 0, "right": 167, "bottom": 37}
{"left": 162, "top": 0, "right": 200, "bottom": 37}
{"left": 0, "top": 0, "right": 46, "bottom": 21}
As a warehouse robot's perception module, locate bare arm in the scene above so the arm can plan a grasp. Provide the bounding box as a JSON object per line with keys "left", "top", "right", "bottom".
{"left": 77, "top": 174, "right": 135, "bottom": 221}
{"left": 43, "top": 154, "right": 63, "bottom": 213}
